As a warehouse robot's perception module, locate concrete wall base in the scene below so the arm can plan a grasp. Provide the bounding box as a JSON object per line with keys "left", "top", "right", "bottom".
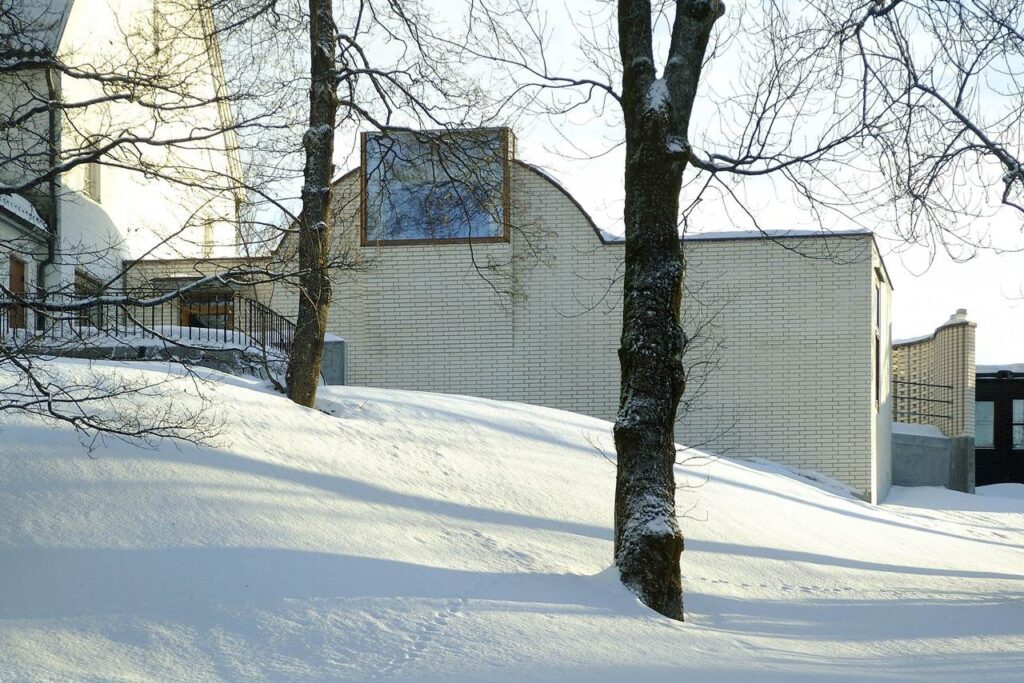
{"left": 893, "top": 432, "right": 975, "bottom": 493}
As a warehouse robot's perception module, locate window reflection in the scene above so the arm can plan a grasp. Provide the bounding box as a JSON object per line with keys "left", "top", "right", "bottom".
{"left": 976, "top": 401, "right": 994, "bottom": 448}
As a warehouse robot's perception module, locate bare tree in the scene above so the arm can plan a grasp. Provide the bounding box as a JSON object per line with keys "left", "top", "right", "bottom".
{"left": 0, "top": 0, "right": 518, "bottom": 429}
{"left": 456, "top": 0, "right": 1024, "bottom": 618}
{"left": 285, "top": 0, "right": 338, "bottom": 407}
{"left": 232, "top": 0, "right": 517, "bottom": 405}
{"left": 607, "top": 0, "right": 722, "bottom": 622}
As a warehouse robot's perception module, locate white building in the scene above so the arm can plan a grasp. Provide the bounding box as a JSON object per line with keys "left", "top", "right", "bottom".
{"left": 0, "top": 0, "right": 242, "bottom": 320}
{"left": 146, "top": 129, "right": 893, "bottom": 501}
{"left": 10, "top": 9, "right": 894, "bottom": 503}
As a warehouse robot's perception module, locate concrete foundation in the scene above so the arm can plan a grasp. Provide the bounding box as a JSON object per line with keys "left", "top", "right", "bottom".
{"left": 892, "top": 430, "right": 975, "bottom": 493}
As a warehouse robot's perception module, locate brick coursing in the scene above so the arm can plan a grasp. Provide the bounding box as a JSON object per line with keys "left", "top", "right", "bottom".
{"left": 133, "top": 162, "right": 893, "bottom": 499}
{"left": 892, "top": 317, "right": 976, "bottom": 438}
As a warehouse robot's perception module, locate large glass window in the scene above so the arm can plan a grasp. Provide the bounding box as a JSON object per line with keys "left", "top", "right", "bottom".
{"left": 362, "top": 129, "right": 510, "bottom": 243}
{"left": 976, "top": 401, "right": 995, "bottom": 448}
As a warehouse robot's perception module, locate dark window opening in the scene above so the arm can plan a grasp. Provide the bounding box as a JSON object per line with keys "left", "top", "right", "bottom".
{"left": 875, "top": 334, "right": 881, "bottom": 406}
{"left": 180, "top": 292, "right": 234, "bottom": 330}
{"left": 74, "top": 271, "right": 104, "bottom": 329}
{"left": 976, "top": 400, "right": 995, "bottom": 448}
{"left": 7, "top": 256, "right": 26, "bottom": 329}
{"left": 1014, "top": 400, "right": 1024, "bottom": 449}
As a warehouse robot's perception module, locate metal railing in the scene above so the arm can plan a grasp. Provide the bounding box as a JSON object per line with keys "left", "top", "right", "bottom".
{"left": 892, "top": 378, "right": 954, "bottom": 422}
{"left": 0, "top": 288, "right": 295, "bottom": 355}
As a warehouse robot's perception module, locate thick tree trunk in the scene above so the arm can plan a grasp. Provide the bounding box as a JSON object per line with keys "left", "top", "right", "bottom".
{"left": 286, "top": 0, "right": 338, "bottom": 407}
{"left": 613, "top": 0, "right": 722, "bottom": 621}
{"left": 613, "top": 127, "right": 687, "bottom": 621}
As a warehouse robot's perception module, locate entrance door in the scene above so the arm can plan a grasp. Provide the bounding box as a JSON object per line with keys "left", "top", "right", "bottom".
{"left": 8, "top": 256, "right": 26, "bottom": 329}
{"left": 975, "top": 398, "right": 1000, "bottom": 484}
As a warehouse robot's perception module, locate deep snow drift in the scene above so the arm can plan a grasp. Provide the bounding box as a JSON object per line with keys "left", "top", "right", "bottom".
{"left": 1, "top": 360, "right": 1022, "bottom": 682}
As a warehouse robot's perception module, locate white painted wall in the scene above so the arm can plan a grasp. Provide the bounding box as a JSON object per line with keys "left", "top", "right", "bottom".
{"left": 2, "top": 0, "right": 244, "bottom": 291}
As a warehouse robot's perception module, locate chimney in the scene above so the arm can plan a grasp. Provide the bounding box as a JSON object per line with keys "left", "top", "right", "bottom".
{"left": 949, "top": 308, "right": 968, "bottom": 323}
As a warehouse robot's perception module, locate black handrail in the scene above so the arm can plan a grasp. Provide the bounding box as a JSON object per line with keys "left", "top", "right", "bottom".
{"left": 892, "top": 378, "right": 954, "bottom": 423}
{"left": 0, "top": 288, "right": 295, "bottom": 355}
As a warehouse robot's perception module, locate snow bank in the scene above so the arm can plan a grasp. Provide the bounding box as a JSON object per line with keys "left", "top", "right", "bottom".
{"left": 977, "top": 483, "right": 1024, "bottom": 500}
{"left": 1, "top": 360, "right": 1022, "bottom": 681}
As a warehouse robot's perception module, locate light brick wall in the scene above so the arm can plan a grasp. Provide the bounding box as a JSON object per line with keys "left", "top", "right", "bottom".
{"left": 677, "top": 235, "right": 884, "bottom": 498}
{"left": 892, "top": 313, "right": 976, "bottom": 438}
{"left": 135, "top": 161, "right": 892, "bottom": 499}
{"left": 302, "top": 162, "right": 889, "bottom": 499}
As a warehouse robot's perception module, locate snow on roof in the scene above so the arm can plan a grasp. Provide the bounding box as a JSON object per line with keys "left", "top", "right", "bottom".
{"left": 595, "top": 228, "right": 875, "bottom": 244}
{"left": 892, "top": 422, "right": 945, "bottom": 438}
{"left": 0, "top": 188, "right": 47, "bottom": 230}
{"left": 895, "top": 310, "right": 974, "bottom": 347}
{"left": 2, "top": 0, "right": 72, "bottom": 54}
{"left": 893, "top": 332, "right": 933, "bottom": 345}
{"left": 684, "top": 228, "right": 873, "bottom": 241}
{"left": 977, "top": 363, "right": 1024, "bottom": 375}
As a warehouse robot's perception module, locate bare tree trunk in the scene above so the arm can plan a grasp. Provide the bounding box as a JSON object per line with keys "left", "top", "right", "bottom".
{"left": 287, "top": 0, "right": 338, "bottom": 407}
{"left": 613, "top": 0, "right": 722, "bottom": 621}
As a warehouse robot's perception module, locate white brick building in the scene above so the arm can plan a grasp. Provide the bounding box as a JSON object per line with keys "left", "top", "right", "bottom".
{"left": 131, "top": 129, "right": 895, "bottom": 501}
{"left": 246, "top": 130, "right": 894, "bottom": 502}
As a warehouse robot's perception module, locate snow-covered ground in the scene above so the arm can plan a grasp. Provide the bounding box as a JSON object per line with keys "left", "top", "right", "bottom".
{"left": 1, "top": 360, "right": 1022, "bottom": 682}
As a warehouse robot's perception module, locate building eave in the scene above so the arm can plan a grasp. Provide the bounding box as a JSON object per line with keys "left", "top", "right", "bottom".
{"left": 0, "top": 204, "right": 51, "bottom": 243}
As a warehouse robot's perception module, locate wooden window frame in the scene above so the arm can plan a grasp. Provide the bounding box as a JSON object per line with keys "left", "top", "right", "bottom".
{"left": 359, "top": 128, "right": 513, "bottom": 247}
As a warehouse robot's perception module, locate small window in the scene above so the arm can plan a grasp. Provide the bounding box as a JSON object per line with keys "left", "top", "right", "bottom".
{"left": 874, "top": 334, "right": 881, "bottom": 406}
{"left": 84, "top": 143, "right": 102, "bottom": 202}
{"left": 180, "top": 292, "right": 233, "bottom": 330}
{"left": 976, "top": 401, "right": 995, "bottom": 448}
{"left": 202, "top": 221, "right": 215, "bottom": 258}
{"left": 875, "top": 282, "right": 882, "bottom": 329}
{"left": 74, "top": 271, "right": 104, "bottom": 329}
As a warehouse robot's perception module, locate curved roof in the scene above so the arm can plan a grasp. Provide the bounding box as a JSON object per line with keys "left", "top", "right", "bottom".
{"left": 4, "top": 0, "right": 72, "bottom": 54}
{"left": 317, "top": 155, "right": 885, "bottom": 256}
{"left": 319, "top": 158, "right": 614, "bottom": 246}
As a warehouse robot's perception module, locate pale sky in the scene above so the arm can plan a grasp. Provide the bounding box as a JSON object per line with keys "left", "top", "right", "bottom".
{"left": 495, "top": 2, "right": 1024, "bottom": 366}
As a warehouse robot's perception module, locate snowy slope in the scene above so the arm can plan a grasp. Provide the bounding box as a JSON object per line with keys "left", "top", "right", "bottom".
{"left": 1, "top": 360, "right": 1022, "bottom": 682}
